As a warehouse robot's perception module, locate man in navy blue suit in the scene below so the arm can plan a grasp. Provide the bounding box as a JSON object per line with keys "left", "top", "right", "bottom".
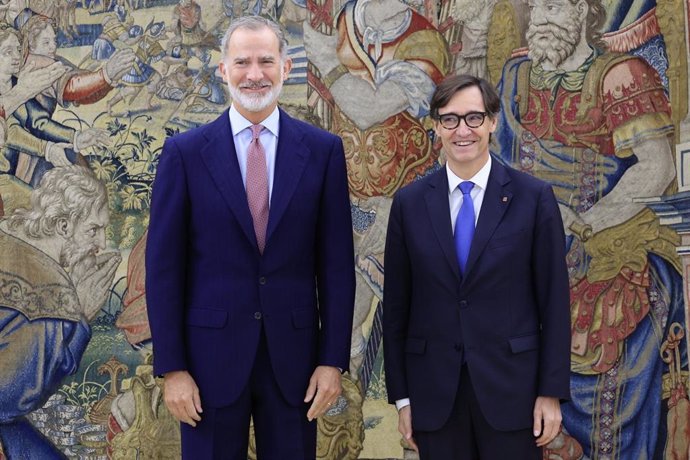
{"left": 383, "top": 75, "right": 570, "bottom": 459}
{"left": 145, "top": 16, "right": 355, "bottom": 459}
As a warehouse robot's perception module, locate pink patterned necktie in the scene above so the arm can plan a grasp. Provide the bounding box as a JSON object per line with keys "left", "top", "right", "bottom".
{"left": 246, "top": 124, "right": 269, "bottom": 253}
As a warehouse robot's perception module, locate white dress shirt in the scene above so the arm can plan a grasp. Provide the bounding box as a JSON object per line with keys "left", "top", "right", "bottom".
{"left": 447, "top": 156, "right": 492, "bottom": 233}
{"left": 395, "top": 156, "right": 492, "bottom": 411}
{"left": 229, "top": 105, "right": 280, "bottom": 202}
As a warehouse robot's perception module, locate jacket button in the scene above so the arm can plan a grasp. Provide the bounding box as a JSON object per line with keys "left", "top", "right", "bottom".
{"left": 459, "top": 300, "right": 468, "bottom": 309}
{"left": 259, "top": 277, "right": 266, "bottom": 285}
{"left": 254, "top": 312, "right": 262, "bottom": 320}
{"left": 454, "top": 343, "right": 462, "bottom": 352}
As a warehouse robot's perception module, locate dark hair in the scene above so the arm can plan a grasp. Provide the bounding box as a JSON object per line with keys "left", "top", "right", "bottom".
{"left": 430, "top": 74, "right": 500, "bottom": 120}
{"left": 580, "top": 0, "right": 607, "bottom": 51}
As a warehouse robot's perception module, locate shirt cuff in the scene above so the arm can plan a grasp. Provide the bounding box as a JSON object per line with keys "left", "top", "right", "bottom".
{"left": 395, "top": 398, "right": 411, "bottom": 411}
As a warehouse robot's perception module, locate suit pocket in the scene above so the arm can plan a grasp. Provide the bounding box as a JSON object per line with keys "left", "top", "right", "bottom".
{"left": 292, "top": 308, "right": 316, "bottom": 329}
{"left": 508, "top": 333, "right": 539, "bottom": 353}
{"left": 186, "top": 308, "right": 228, "bottom": 328}
{"left": 405, "top": 337, "right": 427, "bottom": 355}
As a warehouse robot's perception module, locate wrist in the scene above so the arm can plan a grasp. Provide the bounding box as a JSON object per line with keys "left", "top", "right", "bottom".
{"left": 395, "top": 398, "right": 411, "bottom": 411}
{"left": 101, "top": 67, "right": 113, "bottom": 86}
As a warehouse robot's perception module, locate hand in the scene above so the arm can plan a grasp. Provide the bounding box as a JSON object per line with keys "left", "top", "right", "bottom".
{"left": 163, "top": 370, "right": 203, "bottom": 427}
{"left": 74, "top": 128, "right": 110, "bottom": 152}
{"left": 104, "top": 48, "right": 136, "bottom": 82}
{"left": 533, "top": 396, "right": 562, "bottom": 447}
{"left": 13, "top": 61, "right": 67, "bottom": 100}
{"left": 303, "top": 365, "right": 342, "bottom": 421}
{"left": 73, "top": 251, "right": 121, "bottom": 321}
{"left": 397, "top": 405, "right": 418, "bottom": 452}
{"left": 45, "top": 142, "right": 73, "bottom": 166}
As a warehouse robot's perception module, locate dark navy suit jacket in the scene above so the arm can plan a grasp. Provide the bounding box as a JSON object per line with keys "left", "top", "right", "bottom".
{"left": 383, "top": 158, "right": 570, "bottom": 432}
{"left": 146, "top": 109, "right": 355, "bottom": 408}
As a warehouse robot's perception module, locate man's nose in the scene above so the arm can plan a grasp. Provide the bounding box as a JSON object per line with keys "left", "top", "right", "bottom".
{"left": 530, "top": 9, "right": 547, "bottom": 25}
{"left": 456, "top": 119, "right": 473, "bottom": 136}
{"left": 96, "top": 229, "right": 106, "bottom": 251}
{"left": 246, "top": 62, "right": 263, "bottom": 81}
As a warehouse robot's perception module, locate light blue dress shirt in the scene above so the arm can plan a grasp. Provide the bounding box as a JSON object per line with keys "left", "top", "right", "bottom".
{"left": 229, "top": 105, "right": 280, "bottom": 202}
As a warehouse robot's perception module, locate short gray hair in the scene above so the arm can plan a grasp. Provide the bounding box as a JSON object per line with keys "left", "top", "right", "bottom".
{"left": 220, "top": 15, "right": 288, "bottom": 63}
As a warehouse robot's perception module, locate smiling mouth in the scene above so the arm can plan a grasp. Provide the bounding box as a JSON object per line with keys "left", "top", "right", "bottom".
{"left": 240, "top": 84, "right": 271, "bottom": 91}
{"left": 454, "top": 140, "right": 475, "bottom": 146}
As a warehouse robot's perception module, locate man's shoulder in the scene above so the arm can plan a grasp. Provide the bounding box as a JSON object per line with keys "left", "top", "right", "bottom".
{"left": 281, "top": 109, "right": 340, "bottom": 145}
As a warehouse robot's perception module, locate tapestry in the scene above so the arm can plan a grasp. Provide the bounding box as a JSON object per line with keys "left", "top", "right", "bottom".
{"left": 0, "top": 0, "right": 688, "bottom": 458}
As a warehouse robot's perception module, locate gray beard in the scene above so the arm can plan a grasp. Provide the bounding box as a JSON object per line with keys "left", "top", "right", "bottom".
{"left": 526, "top": 21, "right": 581, "bottom": 68}
{"left": 60, "top": 237, "right": 96, "bottom": 273}
{"left": 228, "top": 79, "right": 283, "bottom": 113}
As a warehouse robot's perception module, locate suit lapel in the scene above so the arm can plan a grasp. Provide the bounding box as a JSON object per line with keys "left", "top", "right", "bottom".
{"left": 199, "top": 110, "right": 258, "bottom": 248}
{"left": 463, "top": 159, "right": 513, "bottom": 278}
{"left": 424, "top": 169, "right": 461, "bottom": 281}
{"left": 265, "top": 110, "right": 309, "bottom": 244}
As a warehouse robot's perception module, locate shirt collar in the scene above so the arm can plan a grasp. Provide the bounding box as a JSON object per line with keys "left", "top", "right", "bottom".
{"left": 446, "top": 155, "right": 492, "bottom": 194}
{"left": 229, "top": 104, "right": 280, "bottom": 137}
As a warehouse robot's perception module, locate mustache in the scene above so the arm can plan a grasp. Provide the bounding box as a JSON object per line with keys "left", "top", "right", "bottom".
{"left": 527, "top": 22, "right": 579, "bottom": 46}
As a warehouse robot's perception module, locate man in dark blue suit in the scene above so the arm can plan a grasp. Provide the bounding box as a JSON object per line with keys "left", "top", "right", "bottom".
{"left": 383, "top": 75, "right": 570, "bottom": 459}
{"left": 145, "top": 16, "right": 355, "bottom": 459}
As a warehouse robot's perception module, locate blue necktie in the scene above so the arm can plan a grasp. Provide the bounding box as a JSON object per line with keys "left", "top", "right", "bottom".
{"left": 454, "top": 181, "right": 475, "bottom": 274}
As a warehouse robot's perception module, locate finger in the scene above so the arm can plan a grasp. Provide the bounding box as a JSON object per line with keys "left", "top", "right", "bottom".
{"left": 406, "top": 436, "right": 419, "bottom": 453}
{"left": 94, "top": 257, "right": 121, "bottom": 287}
{"left": 179, "top": 406, "right": 196, "bottom": 427}
{"left": 307, "top": 394, "right": 326, "bottom": 420}
{"left": 303, "top": 378, "right": 317, "bottom": 404}
{"left": 95, "top": 251, "right": 119, "bottom": 265}
{"left": 185, "top": 400, "right": 201, "bottom": 422}
{"left": 306, "top": 402, "right": 317, "bottom": 421}
{"left": 166, "top": 400, "right": 190, "bottom": 425}
{"left": 18, "top": 61, "right": 35, "bottom": 77}
{"left": 532, "top": 409, "right": 542, "bottom": 438}
{"left": 535, "top": 422, "right": 550, "bottom": 446}
{"left": 536, "top": 420, "right": 559, "bottom": 447}
{"left": 307, "top": 387, "right": 333, "bottom": 420}
{"left": 193, "top": 388, "right": 203, "bottom": 414}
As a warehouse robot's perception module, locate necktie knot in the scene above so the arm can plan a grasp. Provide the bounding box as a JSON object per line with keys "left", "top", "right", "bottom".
{"left": 250, "top": 124, "right": 263, "bottom": 141}
{"left": 459, "top": 181, "right": 474, "bottom": 196}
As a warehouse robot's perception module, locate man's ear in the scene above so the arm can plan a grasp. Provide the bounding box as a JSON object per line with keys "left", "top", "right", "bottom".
{"left": 218, "top": 61, "right": 228, "bottom": 82}
{"left": 577, "top": 0, "right": 588, "bottom": 20}
{"left": 56, "top": 217, "right": 72, "bottom": 238}
{"left": 282, "top": 57, "right": 293, "bottom": 81}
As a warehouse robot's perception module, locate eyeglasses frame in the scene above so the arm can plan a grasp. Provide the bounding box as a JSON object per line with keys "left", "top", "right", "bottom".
{"left": 436, "top": 111, "right": 488, "bottom": 130}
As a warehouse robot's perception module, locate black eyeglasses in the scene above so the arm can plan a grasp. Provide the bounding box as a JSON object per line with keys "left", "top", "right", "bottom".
{"left": 437, "top": 111, "right": 487, "bottom": 129}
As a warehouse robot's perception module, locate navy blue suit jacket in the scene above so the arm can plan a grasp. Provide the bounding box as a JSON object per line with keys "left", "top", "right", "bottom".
{"left": 383, "top": 158, "right": 570, "bottom": 432}
{"left": 146, "top": 109, "right": 355, "bottom": 408}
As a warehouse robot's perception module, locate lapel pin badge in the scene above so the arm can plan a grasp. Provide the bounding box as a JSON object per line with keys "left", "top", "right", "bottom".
{"left": 502, "top": 196, "right": 508, "bottom": 203}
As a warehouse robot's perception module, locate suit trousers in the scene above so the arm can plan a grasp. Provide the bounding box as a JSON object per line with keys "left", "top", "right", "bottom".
{"left": 415, "top": 365, "right": 541, "bottom": 460}
{"left": 180, "top": 326, "right": 317, "bottom": 459}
